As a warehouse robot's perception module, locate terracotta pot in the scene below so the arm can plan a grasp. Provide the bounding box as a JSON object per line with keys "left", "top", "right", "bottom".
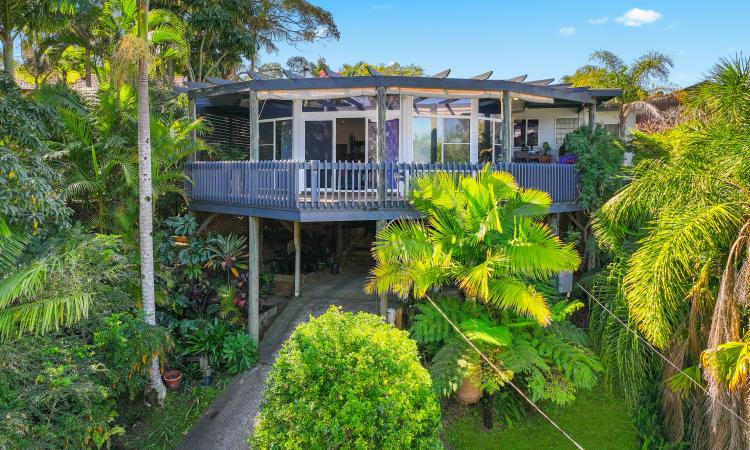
{"left": 163, "top": 370, "right": 183, "bottom": 390}
{"left": 456, "top": 373, "right": 483, "bottom": 405}
{"left": 173, "top": 236, "right": 188, "bottom": 245}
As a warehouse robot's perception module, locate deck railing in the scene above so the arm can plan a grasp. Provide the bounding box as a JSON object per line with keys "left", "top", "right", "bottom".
{"left": 185, "top": 160, "right": 578, "bottom": 212}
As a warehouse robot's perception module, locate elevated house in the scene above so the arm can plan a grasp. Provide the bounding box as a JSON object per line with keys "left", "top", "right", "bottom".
{"left": 184, "top": 69, "right": 623, "bottom": 341}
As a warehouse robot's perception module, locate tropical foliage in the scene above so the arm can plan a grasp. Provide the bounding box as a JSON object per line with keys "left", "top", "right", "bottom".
{"left": 367, "top": 168, "right": 580, "bottom": 325}
{"left": 590, "top": 55, "right": 750, "bottom": 448}
{"left": 565, "top": 50, "right": 674, "bottom": 136}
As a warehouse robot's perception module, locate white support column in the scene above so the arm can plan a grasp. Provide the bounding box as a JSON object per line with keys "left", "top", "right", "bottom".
{"left": 292, "top": 99, "right": 303, "bottom": 160}
{"left": 293, "top": 221, "right": 301, "bottom": 297}
{"left": 375, "top": 219, "right": 388, "bottom": 318}
{"left": 588, "top": 103, "right": 597, "bottom": 135}
{"left": 469, "top": 98, "right": 479, "bottom": 164}
{"left": 502, "top": 91, "right": 513, "bottom": 163}
{"left": 248, "top": 217, "right": 260, "bottom": 342}
{"left": 399, "top": 94, "right": 413, "bottom": 162}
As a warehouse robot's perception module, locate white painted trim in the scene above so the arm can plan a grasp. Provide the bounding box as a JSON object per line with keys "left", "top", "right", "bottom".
{"left": 399, "top": 95, "right": 413, "bottom": 163}
{"left": 470, "top": 99, "right": 479, "bottom": 163}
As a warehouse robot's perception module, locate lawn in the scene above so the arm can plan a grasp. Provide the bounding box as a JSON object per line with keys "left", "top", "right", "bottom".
{"left": 443, "top": 389, "right": 639, "bottom": 450}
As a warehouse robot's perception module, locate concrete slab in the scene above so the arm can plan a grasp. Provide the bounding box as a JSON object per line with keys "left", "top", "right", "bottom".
{"left": 177, "top": 269, "right": 377, "bottom": 450}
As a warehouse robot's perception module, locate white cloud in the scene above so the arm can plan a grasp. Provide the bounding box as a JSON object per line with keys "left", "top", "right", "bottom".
{"left": 588, "top": 17, "right": 608, "bottom": 25}
{"left": 559, "top": 26, "right": 576, "bottom": 36}
{"left": 615, "top": 8, "right": 662, "bottom": 27}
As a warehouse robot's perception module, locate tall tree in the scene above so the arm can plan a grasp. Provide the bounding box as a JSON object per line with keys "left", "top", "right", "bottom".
{"left": 592, "top": 55, "right": 750, "bottom": 448}
{"left": 0, "top": 0, "right": 59, "bottom": 73}
{"left": 135, "top": 0, "right": 166, "bottom": 403}
{"left": 339, "top": 61, "right": 424, "bottom": 77}
{"left": 564, "top": 50, "right": 673, "bottom": 136}
{"left": 157, "top": 0, "right": 338, "bottom": 81}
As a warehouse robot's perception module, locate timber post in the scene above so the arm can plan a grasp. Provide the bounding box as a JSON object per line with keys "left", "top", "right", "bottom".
{"left": 502, "top": 91, "right": 513, "bottom": 162}
{"left": 247, "top": 88, "right": 260, "bottom": 342}
{"left": 294, "top": 221, "right": 301, "bottom": 297}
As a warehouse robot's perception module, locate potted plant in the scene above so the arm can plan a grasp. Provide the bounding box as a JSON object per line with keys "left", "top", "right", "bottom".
{"left": 163, "top": 369, "right": 183, "bottom": 390}
{"left": 542, "top": 141, "right": 551, "bottom": 155}
{"left": 260, "top": 272, "right": 274, "bottom": 295}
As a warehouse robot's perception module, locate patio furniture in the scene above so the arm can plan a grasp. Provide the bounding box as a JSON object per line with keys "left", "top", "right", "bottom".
{"left": 514, "top": 150, "right": 529, "bottom": 162}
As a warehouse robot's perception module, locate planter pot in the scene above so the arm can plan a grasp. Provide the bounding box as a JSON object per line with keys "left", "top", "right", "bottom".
{"left": 163, "top": 370, "right": 183, "bottom": 390}
{"left": 173, "top": 236, "right": 188, "bottom": 246}
{"left": 456, "top": 374, "right": 483, "bottom": 405}
{"left": 202, "top": 375, "right": 213, "bottom": 386}
{"left": 558, "top": 153, "right": 577, "bottom": 164}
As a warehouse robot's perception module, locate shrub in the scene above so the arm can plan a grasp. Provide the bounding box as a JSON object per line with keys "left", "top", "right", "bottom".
{"left": 222, "top": 333, "right": 258, "bottom": 374}
{"left": 250, "top": 306, "right": 442, "bottom": 450}
{"left": 94, "top": 312, "right": 173, "bottom": 399}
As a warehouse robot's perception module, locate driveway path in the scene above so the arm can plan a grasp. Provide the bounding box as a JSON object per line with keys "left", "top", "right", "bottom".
{"left": 177, "top": 269, "right": 377, "bottom": 450}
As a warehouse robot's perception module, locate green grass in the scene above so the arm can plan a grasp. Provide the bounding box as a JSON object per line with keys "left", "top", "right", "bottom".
{"left": 443, "top": 389, "right": 639, "bottom": 450}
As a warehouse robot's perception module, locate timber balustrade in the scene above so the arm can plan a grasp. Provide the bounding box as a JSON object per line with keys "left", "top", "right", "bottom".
{"left": 185, "top": 160, "right": 578, "bottom": 214}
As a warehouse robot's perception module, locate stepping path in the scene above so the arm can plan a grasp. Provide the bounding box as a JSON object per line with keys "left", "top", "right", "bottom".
{"left": 177, "top": 270, "right": 377, "bottom": 450}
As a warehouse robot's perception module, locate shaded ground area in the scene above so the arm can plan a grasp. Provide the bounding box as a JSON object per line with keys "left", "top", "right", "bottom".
{"left": 442, "top": 388, "right": 638, "bottom": 450}
{"left": 177, "top": 267, "right": 377, "bottom": 450}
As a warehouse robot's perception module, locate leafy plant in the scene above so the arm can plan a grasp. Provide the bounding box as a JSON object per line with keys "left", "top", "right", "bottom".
{"left": 183, "top": 318, "right": 233, "bottom": 368}
{"left": 366, "top": 168, "right": 580, "bottom": 325}
{"left": 205, "top": 233, "right": 247, "bottom": 279}
{"left": 222, "top": 333, "right": 257, "bottom": 374}
{"left": 0, "top": 229, "right": 132, "bottom": 342}
{"left": 94, "top": 312, "right": 173, "bottom": 399}
{"left": 164, "top": 215, "right": 198, "bottom": 237}
{"left": 250, "top": 306, "right": 442, "bottom": 449}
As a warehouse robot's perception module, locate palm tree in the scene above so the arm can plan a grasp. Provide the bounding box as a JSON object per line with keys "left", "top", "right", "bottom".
{"left": 366, "top": 168, "right": 580, "bottom": 325}
{"left": 592, "top": 55, "right": 750, "bottom": 448}
{"left": 564, "top": 50, "right": 673, "bottom": 136}
{"left": 135, "top": 0, "right": 167, "bottom": 403}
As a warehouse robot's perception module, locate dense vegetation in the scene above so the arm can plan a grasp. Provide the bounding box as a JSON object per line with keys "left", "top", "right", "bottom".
{"left": 589, "top": 55, "right": 750, "bottom": 449}
{"left": 251, "top": 307, "right": 442, "bottom": 450}
{"left": 3, "top": 0, "right": 749, "bottom": 446}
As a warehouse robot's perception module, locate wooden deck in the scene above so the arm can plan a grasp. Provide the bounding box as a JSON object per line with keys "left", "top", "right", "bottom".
{"left": 186, "top": 160, "right": 580, "bottom": 221}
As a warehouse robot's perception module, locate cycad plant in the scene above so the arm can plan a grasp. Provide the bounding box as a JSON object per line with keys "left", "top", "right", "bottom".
{"left": 366, "top": 168, "right": 580, "bottom": 325}
{"left": 592, "top": 55, "right": 750, "bottom": 448}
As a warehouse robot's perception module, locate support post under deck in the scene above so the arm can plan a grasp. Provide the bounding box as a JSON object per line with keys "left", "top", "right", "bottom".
{"left": 248, "top": 217, "right": 260, "bottom": 343}
{"left": 294, "top": 221, "right": 301, "bottom": 297}
{"left": 502, "top": 91, "right": 513, "bottom": 162}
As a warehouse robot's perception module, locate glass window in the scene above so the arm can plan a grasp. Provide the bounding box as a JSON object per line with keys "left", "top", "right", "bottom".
{"left": 442, "top": 118, "right": 470, "bottom": 162}
{"left": 556, "top": 117, "right": 579, "bottom": 144}
{"left": 513, "top": 120, "right": 526, "bottom": 147}
{"left": 478, "top": 120, "right": 493, "bottom": 164}
{"left": 275, "top": 120, "right": 293, "bottom": 159}
{"left": 413, "top": 117, "right": 438, "bottom": 162}
{"left": 526, "top": 119, "right": 539, "bottom": 147}
{"left": 259, "top": 122, "right": 274, "bottom": 160}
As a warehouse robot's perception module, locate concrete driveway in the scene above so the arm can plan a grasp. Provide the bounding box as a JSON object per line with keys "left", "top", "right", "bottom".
{"left": 177, "top": 270, "right": 377, "bottom": 450}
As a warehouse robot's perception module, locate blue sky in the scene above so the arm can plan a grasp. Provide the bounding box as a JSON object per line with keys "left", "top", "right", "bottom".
{"left": 262, "top": 1, "right": 748, "bottom": 87}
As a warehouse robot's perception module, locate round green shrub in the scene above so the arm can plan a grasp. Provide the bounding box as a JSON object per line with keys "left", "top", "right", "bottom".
{"left": 250, "top": 306, "right": 442, "bottom": 450}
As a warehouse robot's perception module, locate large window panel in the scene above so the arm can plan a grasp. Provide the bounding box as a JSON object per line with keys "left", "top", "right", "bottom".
{"left": 478, "top": 120, "right": 493, "bottom": 163}
{"left": 513, "top": 120, "right": 526, "bottom": 147}
{"left": 413, "top": 117, "right": 438, "bottom": 162}
{"left": 275, "top": 119, "right": 293, "bottom": 159}
{"left": 556, "top": 117, "right": 579, "bottom": 144}
{"left": 259, "top": 121, "right": 274, "bottom": 160}
{"left": 442, "top": 118, "right": 470, "bottom": 162}
{"left": 526, "top": 119, "right": 539, "bottom": 147}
